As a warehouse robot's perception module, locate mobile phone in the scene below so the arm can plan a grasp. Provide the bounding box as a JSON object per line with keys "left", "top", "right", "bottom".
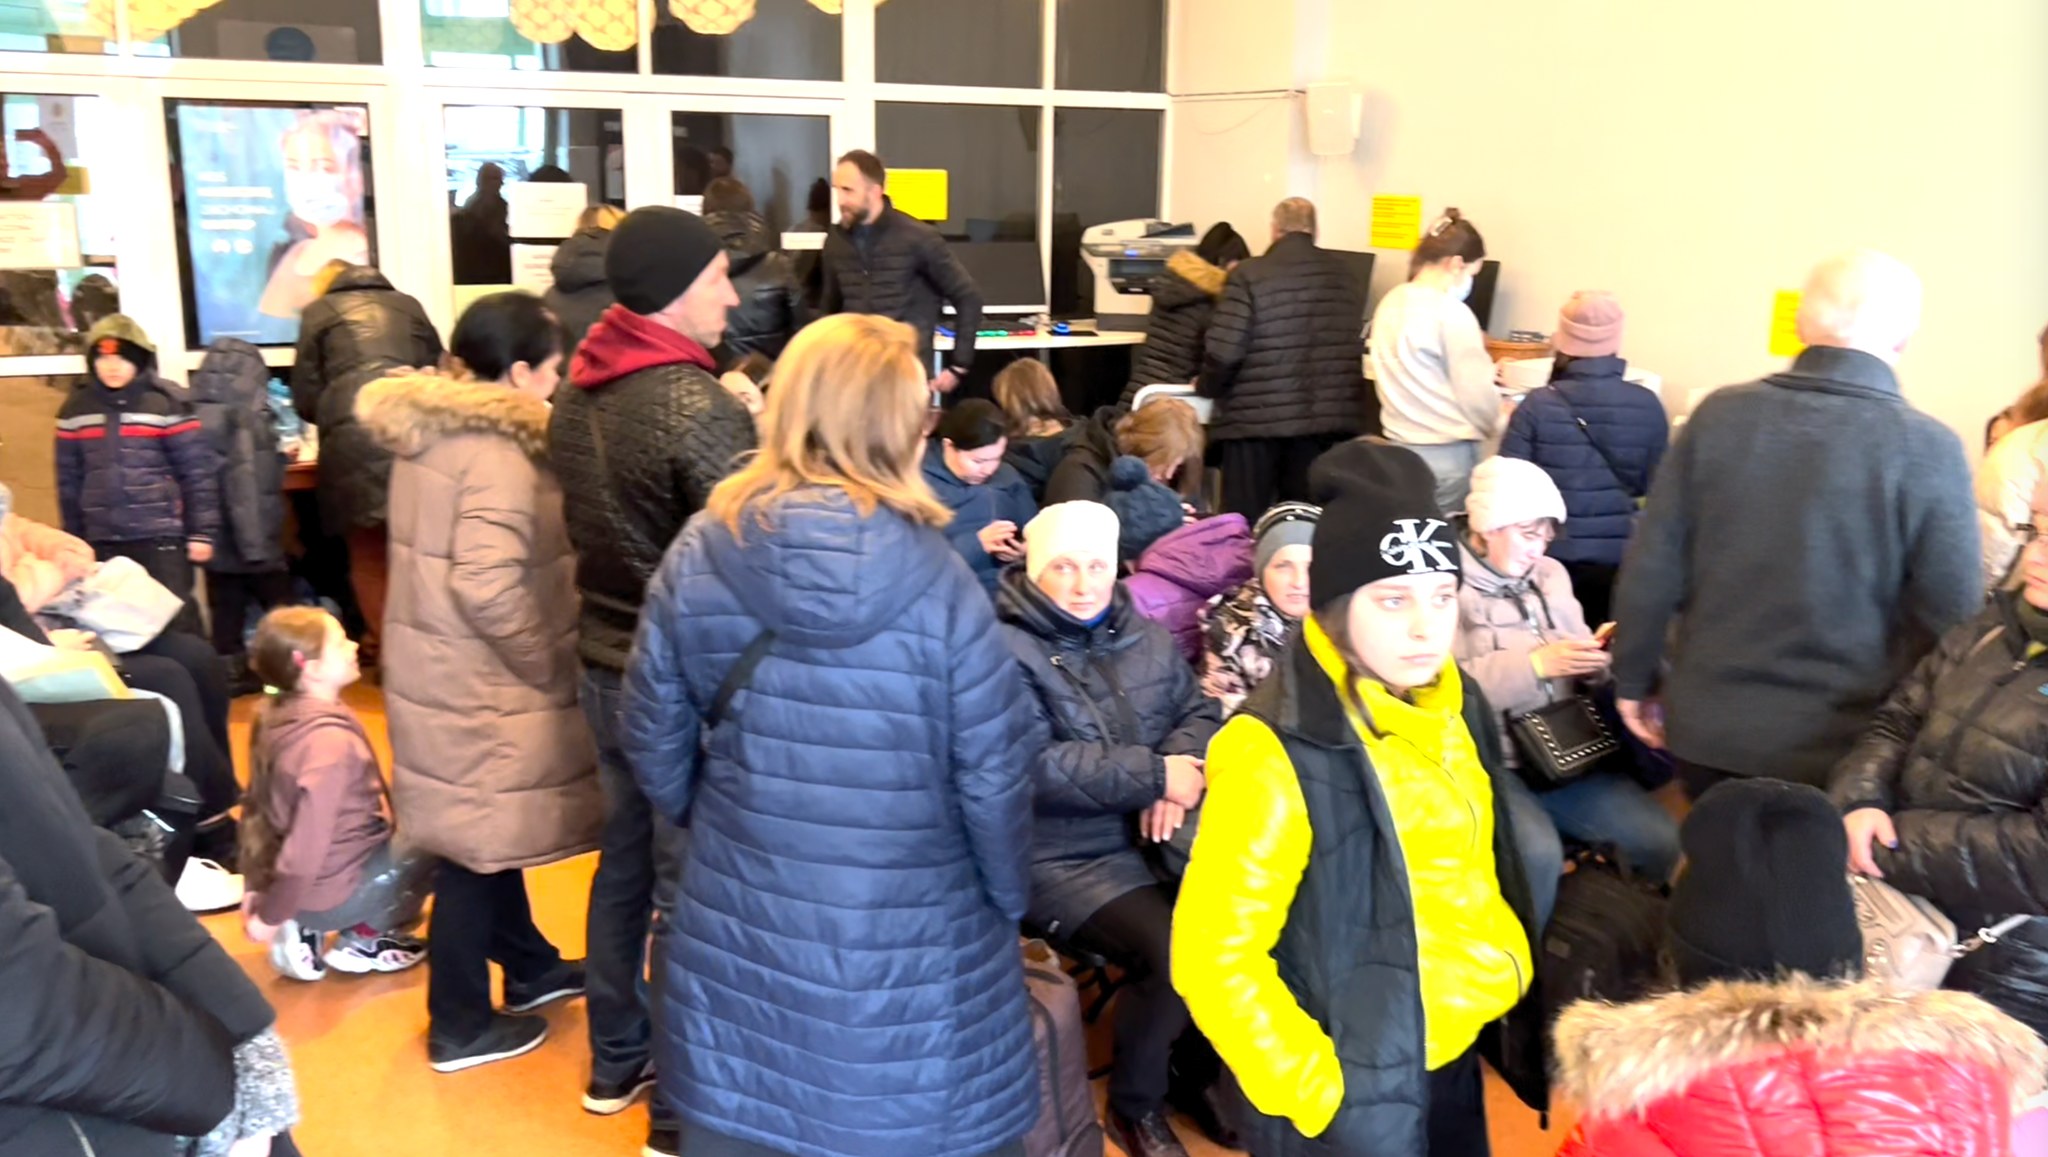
{"left": 1594, "top": 622, "right": 1617, "bottom": 649}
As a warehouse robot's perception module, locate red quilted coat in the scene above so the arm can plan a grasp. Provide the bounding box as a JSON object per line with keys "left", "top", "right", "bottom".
{"left": 1554, "top": 978, "right": 2047, "bottom": 1157}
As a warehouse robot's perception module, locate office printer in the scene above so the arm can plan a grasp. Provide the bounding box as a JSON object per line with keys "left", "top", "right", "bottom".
{"left": 1082, "top": 219, "right": 1198, "bottom": 331}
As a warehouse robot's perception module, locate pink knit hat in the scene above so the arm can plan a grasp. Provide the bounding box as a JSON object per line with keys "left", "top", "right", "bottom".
{"left": 1554, "top": 291, "right": 1625, "bottom": 357}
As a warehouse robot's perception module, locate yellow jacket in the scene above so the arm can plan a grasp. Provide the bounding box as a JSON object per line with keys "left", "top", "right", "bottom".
{"left": 1172, "top": 619, "right": 1532, "bottom": 1136}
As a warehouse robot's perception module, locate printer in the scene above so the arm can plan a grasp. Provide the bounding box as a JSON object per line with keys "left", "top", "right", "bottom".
{"left": 1082, "top": 219, "right": 1199, "bottom": 331}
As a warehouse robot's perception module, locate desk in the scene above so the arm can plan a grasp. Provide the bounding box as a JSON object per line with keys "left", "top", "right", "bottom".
{"left": 933, "top": 328, "right": 1147, "bottom": 353}
{"left": 285, "top": 459, "right": 317, "bottom": 492}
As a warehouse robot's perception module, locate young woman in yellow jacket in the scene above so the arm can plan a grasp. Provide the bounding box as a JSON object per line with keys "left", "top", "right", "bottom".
{"left": 1172, "top": 440, "right": 1547, "bottom": 1156}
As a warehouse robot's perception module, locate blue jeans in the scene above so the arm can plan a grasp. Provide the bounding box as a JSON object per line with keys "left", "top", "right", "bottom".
{"left": 1497, "top": 773, "right": 1561, "bottom": 931}
{"left": 580, "top": 666, "right": 681, "bottom": 1104}
{"left": 1532, "top": 769, "right": 1681, "bottom": 883}
{"left": 1398, "top": 440, "right": 1483, "bottom": 514}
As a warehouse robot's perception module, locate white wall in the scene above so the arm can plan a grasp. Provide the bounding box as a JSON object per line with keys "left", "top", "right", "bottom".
{"left": 1173, "top": 0, "right": 2048, "bottom": 443}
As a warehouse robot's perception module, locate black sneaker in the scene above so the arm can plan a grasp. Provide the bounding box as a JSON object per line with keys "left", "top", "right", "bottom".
{"left": 1108, "top": 1109, "right": 1190, "bottom": 1157}
{"left": 643, "top": 1122, "right": 680, "bottom": 1157}
{"left": 428, "top": 1014, "right": 548, "bottom": 1073}
{"left": 583, "top": 1060, "right": 656, "bottom": 1115}
{"left": 503, "top": 959, "right": 586, "bottom": 1013}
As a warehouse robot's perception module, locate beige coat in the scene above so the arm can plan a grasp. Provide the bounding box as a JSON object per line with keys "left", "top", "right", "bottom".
{"left": 357, "top": 373, "right": 601, "bottom": 874}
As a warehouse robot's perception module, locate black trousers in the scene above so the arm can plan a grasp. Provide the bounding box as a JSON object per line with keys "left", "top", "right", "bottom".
{"left": 122, "top": 632, "right": 236, "bottom": 821}
{"left": 1676, "top": 759, "right": 1739, "bottom": 803}
{"left": 1560, "top": 560, "right": 1619, "bottom": 627}
{"left": 31, "top": 697, "right": 170, "bottom": 826}
{"left": 1215, "top": 434, "right": 1350, "bottom": 518}
{"left": 1066, "top": 883, "right": 1188, "bottom": 1119}
{"left": 205, "top": 569, "right": 294, "bottom": 656}
{"left": 94, "top": 538, "right": 202, "bottom": 637}
{"left": 1426, "top": 1046, "right": 1488, "bottom": 1155}
{"left": 427, "top": 862, "right": 565, "bottom": 1043}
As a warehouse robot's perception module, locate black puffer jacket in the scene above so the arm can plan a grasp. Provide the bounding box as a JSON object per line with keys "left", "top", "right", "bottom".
{"left": 191, "top": 338, "right": 286, "bottom": 574}
{"left": 1004, "top": 427, "right": 1082, "bottom": 504}
{"left": 0, "top": 679, "right": 274, "bottom": 1156}
{"left": 1042, "top": 407, "right": 1121, "bottom": 506}
{"left": 291, "top": 266, "right": 444, "bottom": 531}
{"left": 1831, "top": 594, "right": 2048, "bottom": 1036}
{"left": 821, "top": 200, "right": 983, "bottom": 371}
{"left": 1120, "top": 250, "right": 1228, "bottom": 409}
{"left": 552, "top": 307, "right": 758, "bottom": 672}
{"left": 1197, "top": 232, "right": 1366, "bottom": 441}
{"left": 545, "top": 227, "right": 615, "bottom": 366}
{"left": 996, "top": 571, "right": 1220, "bottom": 934}
{"left": 705, "top": 209, "right": 807, "bottom": 363}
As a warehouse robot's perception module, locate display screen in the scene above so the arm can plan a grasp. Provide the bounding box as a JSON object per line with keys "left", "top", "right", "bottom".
{"left": 166, "top": 100, "right": 375, "bottom": 347}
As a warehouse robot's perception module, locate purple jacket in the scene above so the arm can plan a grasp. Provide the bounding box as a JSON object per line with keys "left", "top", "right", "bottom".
{"left": 1124, "top": 514, "right": 1253, "bottom": 662}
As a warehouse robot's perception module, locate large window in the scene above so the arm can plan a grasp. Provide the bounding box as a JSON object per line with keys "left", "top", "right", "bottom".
{"left": 157, "top": 0, "right": 384, "bottom": 63}
{"left": 1051, "top": 107, "right": 1160, "bottom": 314}
{"left": 876, "top": 102, "right": 1039, "bottom": 242}
{"left": 0, "top": 95, "right": 118, "bottom": 357}
{"left": 672, "top": 112, "right": 830, "bottom": 234}
{"left": 0, "top": 0, "right": 111, "bottom": 52}
{"left": 422, "top": 0, "right": 635, "bottom": 71}
{"left": 1056, "top": 0, "right": 1162, "bottom": 92}
{"left": 877, "top": 0, "right": 1039, "bottom": 89}
{"left": 653, "top": 0, "right": 838, "bottom": 80}
{"left": 444, "top": 105, "right": 624, "bottom": 287}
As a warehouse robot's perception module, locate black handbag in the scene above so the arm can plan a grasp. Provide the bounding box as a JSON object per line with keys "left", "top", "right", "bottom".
{"left": 1508, "top": 694, "right": 1622, "bottom": 789}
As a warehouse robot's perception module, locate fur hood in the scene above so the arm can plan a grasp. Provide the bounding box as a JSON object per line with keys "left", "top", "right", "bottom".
{"left": 1166, "top": 249, "right": 1227, "bottom": 297}
{"left": 1556, "top": 977, "right": 2048, "bottom": 1120}
{"left": 356, "top": 371, "right": 551, "bottom": 461}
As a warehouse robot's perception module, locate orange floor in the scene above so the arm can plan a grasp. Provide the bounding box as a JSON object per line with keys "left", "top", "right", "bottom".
{"left": 208, "top": 686, "right": 1571, "bottom": 1156}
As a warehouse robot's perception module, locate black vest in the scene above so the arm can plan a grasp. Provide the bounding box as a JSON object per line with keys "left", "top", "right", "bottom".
{"left": 1231, "top": 639, "right": 1547, "bottom": 1156}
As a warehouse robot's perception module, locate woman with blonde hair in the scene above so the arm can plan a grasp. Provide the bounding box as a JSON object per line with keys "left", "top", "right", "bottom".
{"left": 620, "top": 313, "right": 1043, "bottom": 1157}
{"left": 1046, "top": 395, "right": 1206, "bottom": 507}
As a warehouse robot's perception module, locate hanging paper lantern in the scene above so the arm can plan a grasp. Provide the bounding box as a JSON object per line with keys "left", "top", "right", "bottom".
{"left": 670, "top": 0, "right": 753, "bottom": 35}
{"left": 575, "top": 0, "right": 637, "bottom": 51}
{"left": 508, "top": 0, "right": 579, "bottom": 44}
{"left": 806, "top": 0, "right": 888, "bottom": 12}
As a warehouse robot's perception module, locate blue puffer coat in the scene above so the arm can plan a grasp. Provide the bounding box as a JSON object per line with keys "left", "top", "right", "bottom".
{"left": 1499, "top": 355, "right": 1669, "bottom": 566}
{"left": 922, "top": 443, "right": 1038, "bottom": 595}
{"left": 55, "top": 372, "right": 221, "bottom": 547}
{"left": 621, "top": 486, "right": 1044, "bottom": 1157}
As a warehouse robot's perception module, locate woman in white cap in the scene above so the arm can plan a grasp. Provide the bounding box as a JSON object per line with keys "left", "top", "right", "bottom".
{"left": 1456, "top": 455, "right": 1679, "bottom": 883}
{"left": 996, "top": 500, "right": 1221, "bottom": 1157}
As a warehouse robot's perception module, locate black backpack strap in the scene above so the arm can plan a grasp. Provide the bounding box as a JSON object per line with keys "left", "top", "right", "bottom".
{"left": 706, "top": 629, "right": 777, "bottom": 731}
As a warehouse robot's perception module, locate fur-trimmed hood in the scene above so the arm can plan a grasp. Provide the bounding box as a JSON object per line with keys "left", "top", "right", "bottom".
{"left": 1556, "top": 977, "right": 2048, "bottom": 1121}
{"left": 355, "top": 372, "right": 551, "bottom": 461}
{"left": 1163, "top": 249, "right": 1227, "bottom": 299}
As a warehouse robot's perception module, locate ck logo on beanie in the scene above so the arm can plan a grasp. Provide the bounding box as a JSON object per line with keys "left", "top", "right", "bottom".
{"left": 1379, "top": 518, "right": 1458, "bottom": 575}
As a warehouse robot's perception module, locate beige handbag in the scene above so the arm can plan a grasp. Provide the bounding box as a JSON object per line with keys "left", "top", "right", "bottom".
{"left": 1849, "top": 873, "right": 2029, "bottom": 990}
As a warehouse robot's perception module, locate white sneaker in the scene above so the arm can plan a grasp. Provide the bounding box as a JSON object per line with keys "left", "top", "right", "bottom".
{"left": 325, "top": 930, "right": 428, "bottom": 974}
{"left": 175, "top": 857, "right": 244, "bottom": 914}
{"left": 268, "top": 920, "right": 327, "bottom": 982}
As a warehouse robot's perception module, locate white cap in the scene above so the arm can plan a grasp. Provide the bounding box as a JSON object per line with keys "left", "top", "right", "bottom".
{"left": 1024, "top": 501, "right": 1120, "bottom": 582}
{"left": 1465, "top": 456, "right": 1567, "bottom": 534}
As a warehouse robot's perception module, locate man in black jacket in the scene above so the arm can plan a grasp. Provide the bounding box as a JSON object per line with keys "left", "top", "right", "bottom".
{"left": 1198, "top": 198, "right": 1366, "bottom": 516}
{"left": 0, "top": 677, "right": 276, "bottom": 1156}
{"left": 821, "top": 150, "right": 984, "bottom": 394}
{"left": 548, "top": 205, "right": 755, "bottom": 1152}
{"left": 1613, "top": 250, "right": 1981, "bottom": 795}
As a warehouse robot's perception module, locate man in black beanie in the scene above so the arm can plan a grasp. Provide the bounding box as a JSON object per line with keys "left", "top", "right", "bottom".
{"left": 546, "top": 204, "right": 756, "bottom": 1155}
{"left": 1666, "top": 778, "right": 1864, "bottom": 987}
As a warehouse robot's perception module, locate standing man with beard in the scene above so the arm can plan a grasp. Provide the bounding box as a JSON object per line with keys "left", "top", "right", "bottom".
{"left": 820, "top": 149, "right": 985, "bottom": 396}
{"left": 548, "top": 205, "right": 755, "bottom": 1157}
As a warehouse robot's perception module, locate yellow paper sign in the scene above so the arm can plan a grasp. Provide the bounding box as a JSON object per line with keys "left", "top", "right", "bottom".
{"left": 890, "top": 169, "right": 949, "bottom": 223}
{"left": 1369, "top": 194, "right": 1424, "bottom": 250}
{"left": 55, "top": 166, "right": 89, "bottom": 196}
{"left": 1769, "top": 290, "right": 1805, "bottom": 358}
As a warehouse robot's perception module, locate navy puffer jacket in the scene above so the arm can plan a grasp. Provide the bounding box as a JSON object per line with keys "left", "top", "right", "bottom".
{"left": 1498, "top": 355, "right": 1669, "bottom": 566}
{"left": 191, "top": 338, "right": 286, "bottom": 573}
{"left": 55, "top": 371, "right": 221, "bottom": 547}
{"left": 621, "top": 487, "right": 1043, "bottom": 1157}
{"left": 922, "top": 444, "right": 1038, "bottom": 596}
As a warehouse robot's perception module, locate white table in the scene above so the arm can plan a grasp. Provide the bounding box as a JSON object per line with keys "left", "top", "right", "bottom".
{"left": 933, "top": 328, "right": 1147, "bottom": 353}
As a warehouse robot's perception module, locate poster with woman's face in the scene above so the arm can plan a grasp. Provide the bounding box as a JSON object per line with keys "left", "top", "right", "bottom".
{"left": 172, "top": 103, "right": 371, "bottom": 345}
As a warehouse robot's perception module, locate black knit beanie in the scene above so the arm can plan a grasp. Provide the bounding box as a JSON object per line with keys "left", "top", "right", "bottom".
{"left": 1666, "top": 779, "right": 1864, "bottom": 987}
{"left": 605, "top": 206, "right": 725, "bottom": 315}
{"left": 1307, "top": 439, "right": 1459, "bottom": 608}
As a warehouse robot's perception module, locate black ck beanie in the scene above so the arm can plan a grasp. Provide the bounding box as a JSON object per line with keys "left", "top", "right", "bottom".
{"left": 605, "top": 206, "right": 724, "bottom": 315}
{"left": 1307, "top": 438, "right": 1460, "bottom": 608}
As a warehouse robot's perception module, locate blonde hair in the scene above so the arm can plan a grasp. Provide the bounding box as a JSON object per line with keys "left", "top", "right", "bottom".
{"left": 577, "top": 203, "right": 626, "bottom": 233}
{"left": 1116, "top": 398, "right": 1206, "bottom": 499}
{"left": 707, "top": 314, "right": 950, "bottom": 537}
{"left": 992, "top": 360, "right": 1070, "bottom": 434}
{"left": 309, "top": 258, "right": 354, "bottom": 299}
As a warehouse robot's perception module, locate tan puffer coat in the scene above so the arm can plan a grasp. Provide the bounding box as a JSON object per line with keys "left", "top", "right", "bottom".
{"left": 357, "top": 372, "right": 601, "bottom": 874}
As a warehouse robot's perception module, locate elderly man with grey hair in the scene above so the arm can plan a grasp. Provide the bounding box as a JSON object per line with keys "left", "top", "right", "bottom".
{"left": 1613, "top": 250, "right": 1981, "bottom": 797}
{"left": 1196, "top": 196, "right": 1368, "bottom": 516}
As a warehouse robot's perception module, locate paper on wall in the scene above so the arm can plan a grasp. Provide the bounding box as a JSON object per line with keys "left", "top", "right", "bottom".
{"left": 1769, "top": 290, "right": 1805, "bottom": 358}
{"left": 511, "top": 243, "right": 556, "bottom": 295}
{"left": 1369, "top": 194, "right": 1423, "bottom": 250}
{"left": 674, "top": 195, "right": 704, "bottom": 215}
{"left": 890, "top": 169, "right": 949, "bottom": 222}
{"left": 0, "top": 201, "right": 81, "bottom": 269}
{"left": 506, "top": 181, "right": 589, "bottom": 240}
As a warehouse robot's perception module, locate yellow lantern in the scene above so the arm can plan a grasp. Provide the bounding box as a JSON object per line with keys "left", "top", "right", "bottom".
{"left": 807, "top": 0, "right": 889, "bottom": 12}
{"left": 508, "top": 0, "right": 579, "bottom": 44}
{"left": 669, "top": 0, "right": 753, "bottom": 35}
{"left": 575, "top": 0, "right": 637, "bottom": 50}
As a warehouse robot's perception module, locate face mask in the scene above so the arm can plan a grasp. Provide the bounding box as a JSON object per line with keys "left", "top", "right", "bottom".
{"left": 284, "top": 172, "right": 352, "bottom": 228}
{"left": 1450, "top": 273, "right": 1475, "bottom": 303}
